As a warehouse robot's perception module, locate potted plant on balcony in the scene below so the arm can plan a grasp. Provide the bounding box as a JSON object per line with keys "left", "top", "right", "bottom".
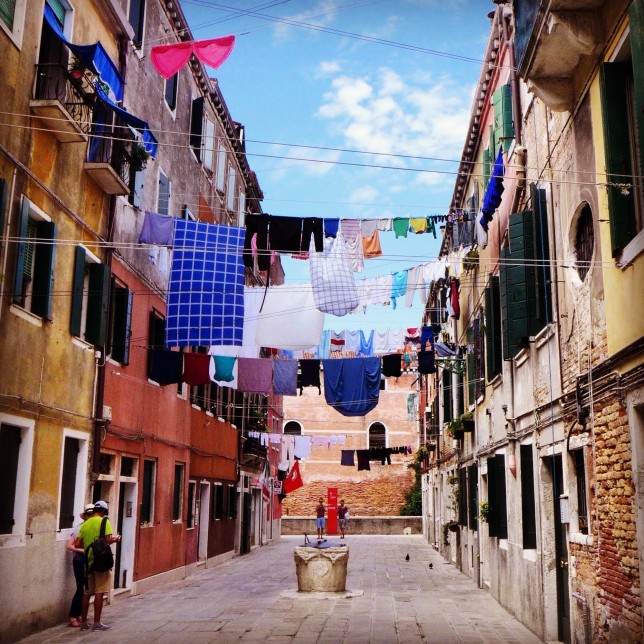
{"left": 69, "top": 56, "right": 86, "bottom": 81}
{"left": 130, "top": 142, "right": 151, "bottom": 174}
{"left": 479, "top": 501, "right": 490, "bottom": 523}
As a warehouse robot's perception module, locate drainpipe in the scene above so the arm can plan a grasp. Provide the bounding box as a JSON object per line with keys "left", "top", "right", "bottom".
{"left": 0, "top": 166, "right": 17, "bottom": 323}
{"left": 571, "top": 593, "right": 591, "bottom": 644}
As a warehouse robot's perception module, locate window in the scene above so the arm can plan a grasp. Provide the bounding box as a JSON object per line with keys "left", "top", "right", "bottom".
{"left": 108, "top": 279, "right": 133, "bottom": 364}
{"left": 216, "top": 144, "right": 227, "bottom": 191}
{"left": 226, "top": 167, "right": 236, "bottom": 211}
{"left": 203, "top": 118, "right": 216, "bottom": 171}
{"left": 485, "top": 275, "right": 502, "bottom": 378}
{"left": 186, "top": 480, "right": 196, "bottom": 529}
{"left": 368, "top": 422, "right": 386, "bottom": 449}
{"left": 70, "top": 246, "right": 108, "bottom": 346}
{"left": 140, "top": 459, "right": 156, "bottom": 525}
{"left": 158, "top": 171, "right": 170, "bottom": 216}
{"left": 500, "top": 183, "right": 552, "bottom": 359}
{"left": 238, "top": 190, "right": 246, "bottom": 227}
{"left": 600, "top": 8, "right": 644, "bottom": 259}
{"left": 487, "top": 454, "right": 508, "bottom": 539}
{"left": 148, "top": 309, "right": 165, "bottom": 378}
{"left": 190, "top": 97, "right": 204, "bottom": 162}
{"left": 128, "top": 0, "right": 145, "bottom": 49}
{"left": 164, "top": 73, "right": 178, "bottom": 111}
{"left": 458, "top": 467, "right": 467, "bottom": 526}
{"left": 284, "top": 421, "right": 302, "bottom": 436}
{"left": 58, "top": 432, "right": 88, "bottom": 530}
{"left": 520, "top": 444, "right": 537, "bottom": 549}
{"left": 466, "top": 326, "right": 475, "bottom": 406}
{"left": 442, "top": 369, "right": 453, "bottom": 424}
{"left": 213, "top": 483, "right": 225, "bottom": 520}
{"left": 12, "top": 197, "right": 57, "bottom": 320}
{"left": 172, "top": 463, "right": 184, "bottom": 522}
{"left": 473, "top": 315, "right": 485, "bottom": 401}
{"left": 228, "top": 484, "right": 237, "bottom": 519}
{"left": 2, "top": 0, "right": 30, "bottom": 47}
{"left": 128, "top": 141, "right": 146, "bottom": 209}
{"left": 492, "top": 84, "right": 514, "bottom": 154}
{"left": 0, "top": 416, "right": 34, "bottom": 539}
{"left": 574, "top": 449, "right": 589, "bottom": 535}
{"left": 456, "top": 371, "right": 465, "bottom": 418}
{"left": 575, "top": 204, "right": 594, "bottom": 281}
{"left": 468, "top": 463, "right": 478, "bottom": 530}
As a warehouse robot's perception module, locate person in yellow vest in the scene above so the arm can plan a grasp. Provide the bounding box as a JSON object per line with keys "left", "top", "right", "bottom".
{"left": 75, "top": 501, "right": 121, "bottom": 631}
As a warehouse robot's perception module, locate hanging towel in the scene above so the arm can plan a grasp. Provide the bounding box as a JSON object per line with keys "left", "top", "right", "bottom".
{"left": 182, "top": 352, "right": 212, "bottom": 385}
{"left": 272, "top": 359, "right": 298, "bottom": 396}
{"left": 386, "top": 328, "right": 406, "bottom": 351}
{"left": 359, "top": 330, "right": 374, "bottom": 356}
{"left": 317, "top": 329, "right": 331, "bottom": 360}
{"left": 340, "top": 450, "right": 355, "bottom": 466}
{"left": 149, "top": 349, "right": 183, "bottom": 385}
{"left": 450, "top": 278, "right": 460, "bottom": 319}
{"left": 392, "top": 217, "right": 409, "bottom": 238}
{"left": 345, "top": 234, "right": 364, "bottom": 273}
{"left": 167, "top": 220, "right": 245, "bottom": 347}
{"left": 324, "top": 218, "right": 340, "bottom": 238}
{"left": 476, "top": 214, "right": 488, "bottom": 248}
{"left": 404, "top": 265, "right": 424, "bottom": 308}
{"left": 344, "top": 330, "right": 361, "bottom": 354}
{"left": 139, "top": 211, "right": 174, "bottom": 245}
{"left": 330, "top": 331, "right": 345, "bottom": 350}
{"left": 362, "top": 229, "right": 383, "bottom": 259}
{"left": 390, "top": 270, "right": 408, "bottom": 309}
{"left": 299, "top": 359, "right": 321, "bottom": 394}
{"left": 361, "top": 219, "right": 379, "bottom": 237}
{"left": 322, "top": 357, "right": 381, "bottom": 416}
{"left": 377, "top": 218, "right": 392, "bottom": 231}
{"left": 243, "top": 214, "right": 270, "bottom": 271}
{"left": 269, "top": 216, "right": 303, "bottom": 253}
{"left": 237, "top": 358, "right": 273, "bottom": 393}
{"left": 374, "top": 329, "right": 390, "bottom": 354}
{"left": 409, "top": 217, "right": 427, "bottom": 234}
{"left": 310, "top": 235, "right": 359, "bottom": 316}
{"left": 212, "top": 355, "right": 236, "bottom": 382}
{"left": 418, "top": 350, "right": 436, "bottom": 374}
{"left": 293, "top": 435, "right": 312, "bottom": 459}
{"left": 255, "top": 283, "right": 325, "bottom": 350}
{"left": 356, "top": 449, "right": 371, "bottom": 471}
{"left": 382, "top": 353, "right": 402, "bottom": 378}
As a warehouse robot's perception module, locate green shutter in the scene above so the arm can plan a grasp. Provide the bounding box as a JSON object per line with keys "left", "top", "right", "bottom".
{"left": 500, "top": 211, "right": 537, "bottom": 359}
{"left": 530, "top": 183, "right": 551, "bottom": 332}
{"left": 493, "top": 84, "right": 514, "bottom": 148}
{"left": 85, "top": 263, "right": 109, "bottom": 346}
{"left": 0, "top": 178, "right": 7, "bottom": 259}
{"left": 70, "top": 246, "right": 85, "bottom": 337}
{"left": 600, "top": 63, "right": 637, "bottom": 256}
{"left": 485, "top": 275, "right": 503, "bottom": 377}
{"left": 0, "top": 0, "right": 16, "bottom": 30}
{"left": 457, "top": 370, "right": 465, "bottom": 417}
{"left": 31, "top": 221, "right": 56, "bottom": 320}
{"left": 12, "top": 198, "right": 30, "bottom": 304}
{"left": 46, "top": 0, "right": 66, "bottom": 25}
{"left": 630, "top": 0, "right": 644, "bottom": 207}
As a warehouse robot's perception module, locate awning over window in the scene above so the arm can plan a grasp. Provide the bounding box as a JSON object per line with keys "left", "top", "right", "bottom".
{"left": 44, "top": 3, "right": 123, "bottom": 102}
{"left": 44, "top": 4, "right": 158, "bottom": 157}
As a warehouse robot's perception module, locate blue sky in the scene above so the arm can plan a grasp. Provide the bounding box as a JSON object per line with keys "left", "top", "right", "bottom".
{"left": 181, "top": 0, "right": 492, "bottom": 332}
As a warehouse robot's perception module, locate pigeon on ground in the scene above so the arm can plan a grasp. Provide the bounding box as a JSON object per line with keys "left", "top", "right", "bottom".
{"left": 429, "top": 563, "right": 433, "bottom": 569}
{"left": 405, "top": 554, "right": 410, "bottom": 561}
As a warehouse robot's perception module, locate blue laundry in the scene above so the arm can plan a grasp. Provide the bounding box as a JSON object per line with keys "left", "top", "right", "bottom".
{"left": 322, "top": 357, "right": 381, "bottom": 417}
{"left": 390, "top": 270, "right": 408, "bottom": 309}
{"left": 273, "top": 359, "right": 298, "bottom": 396}
{"left": 359, "top": 329, "right": 374, "bottom": 356}
{"left": 480, "top": 148, "right": 505, "bottom": 231}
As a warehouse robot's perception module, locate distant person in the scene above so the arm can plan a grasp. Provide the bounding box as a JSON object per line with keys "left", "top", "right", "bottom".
{"left": 66, "top": 504, "right": 95, "bottom": 627}
{"left": 338, "top": 499, "right": 349, "bottom": 539}
{"left": 75, "top": 501, "right": 121, "bottom": 631}
{"left": 315, "top": 497, "right": 326, "bottom": 542}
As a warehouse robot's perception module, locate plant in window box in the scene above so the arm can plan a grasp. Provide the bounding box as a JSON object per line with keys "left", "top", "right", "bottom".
{"left": 479, "top": 501, "right": 490, "bottom": 523}
{"left": 446, "top": 418, "right": 464, "bottom": 440}
{"left": 460, "top": 411, "right": 475, "bottom": 433}
{"left": 463, "top": 248, "right": 479, "bottom": 272}
{"left": 130, "top": 142, "right": 151, "bottom": 174}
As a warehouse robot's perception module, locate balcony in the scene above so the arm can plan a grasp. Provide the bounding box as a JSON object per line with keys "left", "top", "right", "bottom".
{"left": 240, "top": 435, "right": 267, "bottom": 471}
{"left": 515, "top": 0, "right": 630, "bottom": 112}
{"left": 30, "top": 63, "right": 96, "bottom": 143}
{"left": 84, "top": 118, "right": 134, "bottom": 195}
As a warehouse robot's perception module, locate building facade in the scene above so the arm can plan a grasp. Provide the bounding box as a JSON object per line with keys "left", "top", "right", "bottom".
{"left": 421, "top": 2, "right": 644, "bottom": 643}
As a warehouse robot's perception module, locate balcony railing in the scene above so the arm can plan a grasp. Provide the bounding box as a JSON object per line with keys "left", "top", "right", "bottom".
{"left": 85, "top": 117, "right": 134, "bottom": 195}
{"left": 31, "top": 63, "right": 96, "bottom": 141}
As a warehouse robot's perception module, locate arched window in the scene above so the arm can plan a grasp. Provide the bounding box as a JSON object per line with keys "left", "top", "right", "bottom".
{"left": 284, "top": 421, "right": 302, "bottom": 436}
{"left": 369, "top": 422, "right": 386, "bottom": 449}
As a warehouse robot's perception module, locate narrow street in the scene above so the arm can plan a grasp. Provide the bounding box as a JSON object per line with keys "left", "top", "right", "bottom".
{"left": 20, "top": 536, "right": 542, "bottom": 644}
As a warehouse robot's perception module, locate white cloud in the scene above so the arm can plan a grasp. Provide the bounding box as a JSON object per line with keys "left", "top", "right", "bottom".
{"left": 316, "top": 67, "right": 472, "bottom": 177}
{"left": 273, "top": 0, "right": 341, "bottom": 40}
{"left": 319, "top": 60, "right": 341, "bottom": 75}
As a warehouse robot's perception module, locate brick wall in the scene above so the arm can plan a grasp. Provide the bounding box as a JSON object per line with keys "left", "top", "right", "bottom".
{"left": 281, "top": 374, "right": 418, "bottom": 517}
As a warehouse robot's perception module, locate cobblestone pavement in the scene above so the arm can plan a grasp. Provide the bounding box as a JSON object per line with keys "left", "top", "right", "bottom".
{"left": 19, "top": 535, "right": 543, "bottom": 643}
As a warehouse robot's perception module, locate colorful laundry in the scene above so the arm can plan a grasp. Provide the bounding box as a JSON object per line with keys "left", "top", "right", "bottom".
{"left": 409, "top": 217, "right": 427, "bottom": 234}
{"left": 148, "top": 349, "right": 183, "bottom": 385}
{"left": 212, "top": 355, "right": 236, "bottom": 382}
{"left": 166, "top": 219, "right": 245, "bottom": 347}
{"left": 237, "top": 358, "right": 273, "bottom": 393}
{"left": 150, "top": 35, "right": 235, "bottom": 79}
{"left": 139, "top": 210, "right": 174, "bottom": 245}
{"left": 390, "top": 270, "right": 408, "bottom": 309}
{"left": 322, "top": 357, "right": 381, "bottom": 417}
{"left": 182, "top": 352, "right": 211, "bottom": 385}
{"left": 362, "top": 229, "right": 383, "bottom": 258}
{"left": 272, "top": 359, "right": 298, "bottom": 396}
{"left": 392, "top": 217, "right": 409, "bottom": 238}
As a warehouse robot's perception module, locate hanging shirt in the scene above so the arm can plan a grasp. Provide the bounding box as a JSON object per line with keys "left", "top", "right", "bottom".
{"left": 302, "top": 217, "right": 324, "bottom": 253}
{"left": 358, "top": 330, "right": 374, "bottom": 356}
{"left": 390, "top": 270, "right": 408, "bottom": 309}
{"left": 344, "top": 330, "right": 361, "bottom": 354}
{"left": 340, "top": 450, "right": 355, "bottom": 466}
{"left": 269, "top": 216, "right": 303, "bottom": 253}
{"left": 409, "top": 217, "right": 427, "bottom": 234}
{"left": 293, "top": 435, "right": 312, "bottom": 459}
{"left": 362, "top": 229, "right": 383, "bottom": 259}
{"left": 377, "top": 218, "right": 392, "bottom": 231}
{"left": 211, "top": 355, "right": 236, "bottom": 383}
{"left": 322, "top": 357, "right": 381, "bottom": 416}
{"left": 392, "top": 217, "right": 410, "bottom": 238}
{"left": 361, "top": 219, "right": 379, "bottom": 237}
{"left": 381, "top": 353, "right": 402, "bottom": 378}
{"left": 324, "top": 218, "right": 340, "bottom": 238}
{"left": 404, "top": 265, "right": 424, "bottom": 308}
{"left": 182, "top": 352, "right": 212, "bottom": 385}
{"left": 356, "top": 449, "right": 371, "bottom": 471}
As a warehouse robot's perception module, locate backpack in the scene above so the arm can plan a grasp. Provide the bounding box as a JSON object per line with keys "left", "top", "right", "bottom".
{"left": 86, "top": 517, "right": 114, "bottom": 573}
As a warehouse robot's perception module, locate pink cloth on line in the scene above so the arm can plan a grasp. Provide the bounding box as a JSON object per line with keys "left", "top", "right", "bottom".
{"left": 237, "top": 358, "right": 273, "bottom": 393}
{"left": 151, "top": 36, "right": 235, "bottom": 79}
